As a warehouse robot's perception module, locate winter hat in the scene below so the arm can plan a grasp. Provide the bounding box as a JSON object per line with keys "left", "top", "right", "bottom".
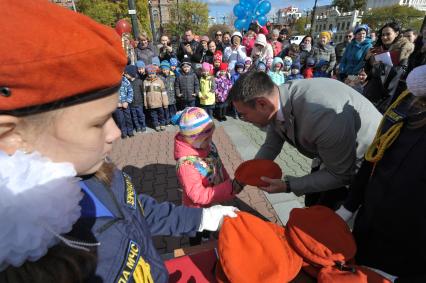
{"left": 136, "top": 60, "right": 146, "bottom": 68}
{"left": 213, "top": 50, "right": 223, "bottom": 62}
{"left": 256, "top": 61, "right": 267, "bottom": 71}
{"left": 160, "top": 60, "right": 171, "bottom": 70}
{"left": 306, "top": 57, "right": 316, "bottom": 67}
{"left": 231, "top": 31, "right": 243, "bottom": 41}
{"left": 254, "top": 33, "right": 267, "bottom": 47}
{"left": 169, "top": 57, "right": 178, "bottom": 67}
{"left": 235, "top": 61, "right": 245, "bottom": 70}
{"left": 201, "top": 62, "right": 213, "bottom": 73}
{"left": 171, "top": 107, "right": 214, "bottom": 148}
{"left": 152, "top": 56, "right": 160, "bottom": 66}
{"left": 217, "top": 212, "right": 303, "bottom": 283}
{"left": 180, "top": 57, "right": 192, "bottom": 67}
{"left": 200, "top": 35, "right": 209, "bottom": 43}
{"left": 0, "top": 0, "right": 126, "bottom": 115}
{"left": 283, "top": 56, "right": 293, "bottom": 67}
{"left": 219, "top": 62, "right": 228, "bottom": 72}
{"left": 124, "top": 65, "right": 138, "bottom": 78}
{"left": 272, "top": 57, "right": 284, "bottom": 68}
{"left": 319, "top": 31, "right": 331, "bottom": 42}
{"left": 291, "top": 62, "right": 301, "bottom": 70}
{"left": 244, "top": 57, "right": 252, "bottom": 65}
{"left": 406, "top": 65, "right": 426, "bottom": 97}
{"left": 145, "top": 64, "right": 157, "bottom": 74}
{"left": 354, "top": 24, "right": 369, "bottom": 35}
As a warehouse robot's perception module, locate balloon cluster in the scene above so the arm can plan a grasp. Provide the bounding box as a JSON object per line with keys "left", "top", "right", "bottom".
{"left": 233, "top": 0, "right": 271, "bottom": 30}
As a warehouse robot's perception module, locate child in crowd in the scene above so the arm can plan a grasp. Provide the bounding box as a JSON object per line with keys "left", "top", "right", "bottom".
{"left": 287, "top": 62, "right": 304, "bottom": 81}
{"left": 175, "top": 58, "right": 200, "bottom": 109}
{"left": 256, "top": 60, "right": 267, "bottom": 72}
{"left": 199, "top": 63, "right": 216, "bottom": 118}
{"left": 160, "top": 60, "right": 177, "bottom": 125}
{"left": 136, "top": 60, "right": 146, "bottom": 80}
{"left": 314, "top": 60, "right": 330, "bottom": 78}
{"left": 143, "top": 64, "right": 168, "bottom": 131}
{"left": 125, "top": 65, "right": 147, "bottom": 133}
{"left": 170, "top": 57, "right": 180, "bottom": 77}
{"left": 282, "top": 56, "right": 293, "bottom": 79}
{"left": 244, "top": 57, "right": 252, "bottom": 72}
{"left": 152, "top": 56, "right": 161, "bottom": 69}
{"left": 230, "top": 62, "right": 244, "bottom": 119}
{"left": 213, "top": 51, "right": 223, "bottom": 75}
{"left": 303, "top": 57, "right": 315, "bottom": 79}
{"left": 173, "top": 107, "right": 238, "bottom": 245}
{"left": 268, "top": 57, "right": 285, "bottom": 86}
{"left": 345, "top": 69, "right": 368, "bottom": 94}
{"left": 115, "top": 72, "right": 134, "bottom": 138}
{"left": 215, "top": 62, "right": 232, "bottom": 121}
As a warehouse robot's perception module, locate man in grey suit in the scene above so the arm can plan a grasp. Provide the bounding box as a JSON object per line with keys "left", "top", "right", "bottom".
{"left": 228, "top": 71, "right": 382, "bottom": 209}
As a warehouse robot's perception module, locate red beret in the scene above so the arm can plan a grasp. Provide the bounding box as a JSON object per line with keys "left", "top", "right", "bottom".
{"left": 235, "top": 159, "right": 282, "bottom": 187}
{"left": 217, "top": 212, "right": 302, "bottom": 283}
{"left": 0, "top": 0, "right": 127, "bottom": 115}
{"left": 219, "top": 62, "right": 228, "bottom": 72}
{"left": 286, "top": 206, "right": 357, "bottom": 268}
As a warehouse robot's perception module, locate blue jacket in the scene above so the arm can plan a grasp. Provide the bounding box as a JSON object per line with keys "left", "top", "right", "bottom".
{"left": 339, "top": 39, "right": 372, "bottom": 75}
{"left": 68, "top": 169, "right": 202, "bottom": 283}
{"left": 231, "top": 73, "right": 240, "bottom": 84}
{"left": 119, "top": 77, "right": 134, "bottom": 103}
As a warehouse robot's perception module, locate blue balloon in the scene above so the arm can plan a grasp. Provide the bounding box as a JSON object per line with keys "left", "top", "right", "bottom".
{"left": 239, "top": 0, "right": 255, "bottom": 11}
{"left": 255, "top": 15, "right": 267, "bottom": 26}
{"left": 233, "top": 4, "right": 247, "bottom": 18}
{"left": 255, "top": 0, "right": 271, "bottom": 16}
{"left": 234, "top": 18, "right": 247, "bottom": 30}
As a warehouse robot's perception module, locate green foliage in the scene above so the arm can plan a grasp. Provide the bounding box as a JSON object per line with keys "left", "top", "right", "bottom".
{"left": 362, "top": 5, "right": 424, "bottom": 32}
{"left": 332, "top": 0, "right": 366, "bottom": 12}
{"left": 76, "top": 0, "right": 151, "bottom": 38}
{"left": 292, "top": 18, "right": 307, "bottom": 35}
{"left": 165, "top": 0, "right": 209, "bottom": 37}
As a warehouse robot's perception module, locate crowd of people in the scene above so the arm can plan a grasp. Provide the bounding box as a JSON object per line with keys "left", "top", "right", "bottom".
{"left": 2, "top": 0, "right": 426, "bottom": 282}
{"left": 117, "top": 19, "right": 424, "bottom": 138}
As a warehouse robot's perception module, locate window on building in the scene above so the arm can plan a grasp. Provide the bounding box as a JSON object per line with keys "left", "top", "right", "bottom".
{"left": 337, "top": 22, "right": 340, "bottom": 31}
{"left": 315, "top": 25, "right": 318, "bottom": 32}
{"left": 346, "top": 22, "right": 350, "bottom": 29}
{"left": 329, "top": 24, "right": 333, "bottom": 30}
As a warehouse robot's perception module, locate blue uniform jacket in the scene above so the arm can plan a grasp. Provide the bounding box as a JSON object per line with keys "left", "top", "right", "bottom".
{"left": 67, "top": 169, "right": 202, "bottom": 283}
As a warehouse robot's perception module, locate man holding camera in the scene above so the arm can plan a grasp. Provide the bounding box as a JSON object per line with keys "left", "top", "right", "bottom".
{"left": 177, "top": 29, "right": 200, "bottom": 64}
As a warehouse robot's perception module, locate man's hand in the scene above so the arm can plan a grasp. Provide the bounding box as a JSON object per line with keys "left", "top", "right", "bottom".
{"left": 259, "top": 176, "right": 288, "bottom": 193}
{"left": 122, "top": 102, "right": 129, "bottom": 109}
{"left": 185, "top": 44, "right": 192, "bottom": 54}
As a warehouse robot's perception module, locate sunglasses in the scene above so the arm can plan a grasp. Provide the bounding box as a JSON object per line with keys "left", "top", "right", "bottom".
{"left": 345, "top": 35, "right": 353, "bottom": 38}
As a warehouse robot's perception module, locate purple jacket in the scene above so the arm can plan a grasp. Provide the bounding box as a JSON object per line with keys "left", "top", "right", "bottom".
{"left": 215, "top": 75, "right": 232, "bottom": 103}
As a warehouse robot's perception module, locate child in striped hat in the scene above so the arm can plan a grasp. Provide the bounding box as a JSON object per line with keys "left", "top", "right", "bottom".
{"left": 172, "top": 107, "right": 242, "bottom": 245}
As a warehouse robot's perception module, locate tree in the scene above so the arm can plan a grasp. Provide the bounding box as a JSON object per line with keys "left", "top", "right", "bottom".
{"left": 362, "top": 5, "right": 424, "bottom": 32}
{"left": 332, "top": 0, "right": 366, "bottom": 12}
{"left": 292, "top": 18, "right": 307, "bottom": 35}
{"left": 77, "top": 0, "right": 151, "bottom": 38}
{"left": 165, "top": 0, "right": 209, "bottom": 37}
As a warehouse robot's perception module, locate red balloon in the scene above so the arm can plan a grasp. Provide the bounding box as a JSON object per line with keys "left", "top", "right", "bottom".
{"left": 115, "top": 19, "right": 132, "bottom": 36}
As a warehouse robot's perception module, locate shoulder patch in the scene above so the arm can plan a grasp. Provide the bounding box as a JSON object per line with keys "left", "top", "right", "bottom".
{"left": 116, "top": 240, "right": 140, "bottom": 283}
{"left": 123, "top": 172, "right": 136, "bottom": 210}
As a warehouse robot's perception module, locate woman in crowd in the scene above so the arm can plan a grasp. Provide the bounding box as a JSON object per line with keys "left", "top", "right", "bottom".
{"left": 312, "top": 31, "right": 336, "bottom": 77}
{"left": 407, "top": 22, "right": 426, "bottom": 73}
{"left": 201, "top": 40, "right": 217, "bottom": 64}
{"left": 337, "top": 65, "right": 426, "bottom": 283}
{"left": 135, "top": 31, "right": 157, "bottom": 65}
{"left": 339, "top": 24, "right": 373, "bottom": 80}
{"left": 251, "top": 33, "right": 274, "bottom": 69}
{"left": 363, "top": 22, "right": 414, "bottom": 111}
{"left": 223, "top": 31, "right": 247, "bottom": 74}
{"left": 299, "top": 35, "right": 313, "bottom": 68}
{"left": 193, "top": 35, "right": 210, "bottom": 63}
{"left": 270, "top": 29, "right": 283, "bottom": 57}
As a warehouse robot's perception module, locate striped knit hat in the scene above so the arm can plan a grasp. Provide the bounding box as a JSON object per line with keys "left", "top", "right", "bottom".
{"left": 171, "top": 107, "right": 214, "bottom": 148}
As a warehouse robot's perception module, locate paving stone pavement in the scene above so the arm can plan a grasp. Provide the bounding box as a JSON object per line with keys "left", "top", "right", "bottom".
{"left": 109, "top": 122, "right": 282, "bottom": 254}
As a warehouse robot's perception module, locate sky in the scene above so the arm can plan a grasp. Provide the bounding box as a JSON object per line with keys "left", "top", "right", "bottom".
{"left": 203, "top": 0, "right": 332, "bottom": 21}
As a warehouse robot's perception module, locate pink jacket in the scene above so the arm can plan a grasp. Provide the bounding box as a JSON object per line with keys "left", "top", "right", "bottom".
{"left": 174, "top": 136, "right": 234, "bottom": 208}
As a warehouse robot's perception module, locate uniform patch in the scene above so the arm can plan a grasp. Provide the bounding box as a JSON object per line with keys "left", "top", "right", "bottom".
{"left": 116, "top": 240, "right": 140, "bottom": 283}
{"left": 123, "top": 172, "right": 136, "bottom": 209}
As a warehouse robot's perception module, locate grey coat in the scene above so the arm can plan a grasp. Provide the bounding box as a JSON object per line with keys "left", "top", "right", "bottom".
{"left": 255, "top": 78, "right": 382, "bottom": 195}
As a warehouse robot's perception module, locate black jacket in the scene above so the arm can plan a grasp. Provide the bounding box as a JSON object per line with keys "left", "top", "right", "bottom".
{"left": 177, "top": 40, "right": 199, "bottom": 62}
{"left": 174, "top": 71, "right": 199, "bottom": 102}
{"left": 129, "top": 78, "right": 144, "bottom": 107}
{"left": 345, "top": 96, "right": 426, "bottom": 283}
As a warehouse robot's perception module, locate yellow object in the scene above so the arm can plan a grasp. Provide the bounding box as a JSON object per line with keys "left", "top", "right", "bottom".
{"left": 199, "top": 77, "right": 215, "bottom": 106}
{"left": 133, "top": 257, "right": 154, "bottom": 283}
{"left": 365, "top": 90, "right": 410, "bottom": 163}
{"left": 319, "top": 31, "right": 331, "bottom": 42}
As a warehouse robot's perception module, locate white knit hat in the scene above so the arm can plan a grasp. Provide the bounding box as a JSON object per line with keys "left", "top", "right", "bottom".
{"left": 406, "top": 65, "right": 426, "bottom": 97}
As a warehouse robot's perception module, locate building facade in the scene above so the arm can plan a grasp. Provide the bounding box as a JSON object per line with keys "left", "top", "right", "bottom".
{"left": 312, "top": 6, "right": 363, "bottom": 43}
{"left": 276, "top": 6, "right": 302, "bottom": 26}
{"left": 367, "top": 0, "right": 426, "bottom": 11}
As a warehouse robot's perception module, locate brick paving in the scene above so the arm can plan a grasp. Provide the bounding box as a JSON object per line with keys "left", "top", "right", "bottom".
{"left": 109, "top": 123, "right": 281, "bottom": 254}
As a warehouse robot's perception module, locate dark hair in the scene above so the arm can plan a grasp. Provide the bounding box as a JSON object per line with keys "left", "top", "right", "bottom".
{"left": 299, "top": 35, "right": 313, "bottom": 47}
{"left": 227, "top": 71, "right": 275, "bottom": 107}
{"left": 375, "top": 21, "right": 402, "bottom": 47}
{"left": 289, "top": 43, "right": 300, "bottom": 53}
{"left": 404, "top": 28, "right": 417, "bottom": 35}
{"left": 223, "top": 31, "right": 231, "bottom": 37}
